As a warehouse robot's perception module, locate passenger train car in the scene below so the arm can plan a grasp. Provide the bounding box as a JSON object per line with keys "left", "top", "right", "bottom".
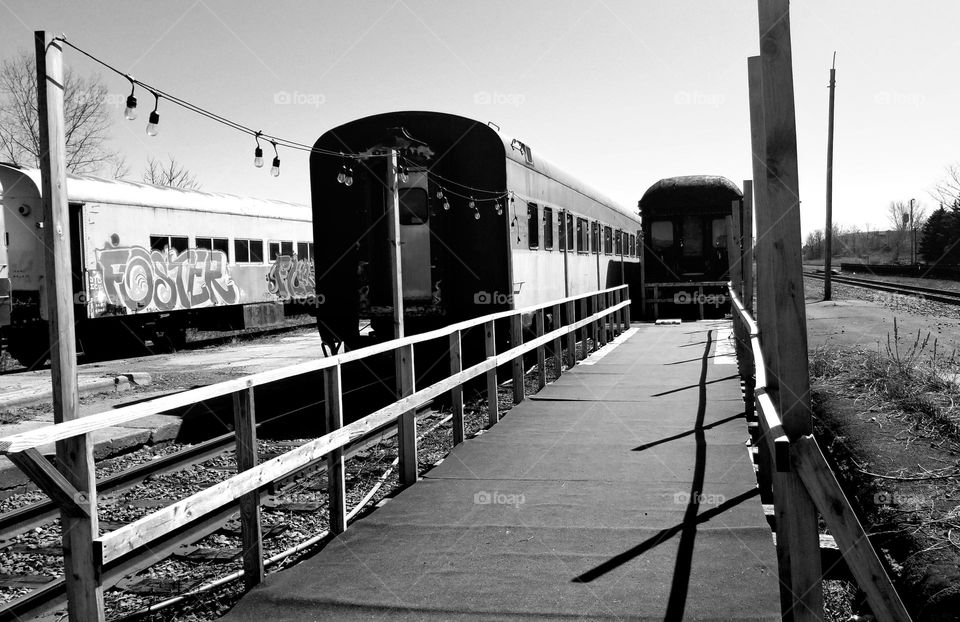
{"left": 0, "top": 164, "right": 314, "bottom": 367}
{"left": 638, "top": 175, "right": 743, "bottom": 319}
{"left": 309, "top": 111, "right": 642, "bottom": 350}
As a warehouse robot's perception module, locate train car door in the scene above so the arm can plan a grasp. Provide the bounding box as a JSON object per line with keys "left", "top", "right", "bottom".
{"left": 398, "top": 171, "right": 432, "bottom": 300}
{"left": 680, "top": 215, "right": 705, "bottom": 277}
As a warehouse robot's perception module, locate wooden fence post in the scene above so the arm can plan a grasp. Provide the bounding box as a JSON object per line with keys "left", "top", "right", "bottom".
{"left": 233, "top": 387, "right": 264, "bottom": 588}
{"left": 485, "top": 321, "right": 499, "bottom": 424}
{"left": 552, "top": 304, "right": 563, "bottom": 378}
{"left": 598, "top": 294, "right": 608, "bottom": 346}
{"left": 396, "top": 344, "right": 417, "bottom": 485}
{"left": 324, "top": 367, "right": 346, "bottom": 533}
{"left": 755, "top": 0, "right": 823, "bottom": 618}
{"left": 564, "top": 300, "right": 576, "bottom": 367}
{"left": 742, "top": 180, "right": 755, "bottom": 313}
{"left": 578, "top": 297, "right": 589, "bottom": 352}
{"left": 449, "top": 331, "right": 465, "bottom": 445}
{"left": 535, "top": 309, "right": 546, "bottom": 390}
{"left": 589, "top": 296, "right": 598, "bottom": 351}
{"left": 511, "top": 314, "right": 525, "bottom": 404}
{"left": 35, "top": 31, "right": 104, "bottom": 622}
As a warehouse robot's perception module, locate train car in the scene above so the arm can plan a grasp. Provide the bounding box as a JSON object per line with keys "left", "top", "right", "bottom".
{"left": 638, "top": 175, "right": 742, "bottom": 319}
{"left": 0, "top": 164, "right": 314, "bottom": 367}
{"left": 308, "top": 111, "right": 642, "bottom": 351}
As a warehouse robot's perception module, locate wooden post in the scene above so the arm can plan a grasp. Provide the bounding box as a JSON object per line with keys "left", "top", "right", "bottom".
{"left": 35, "top": 32, "right": 104, "bottom": 622}
{"left": 396, "top": 344, "right": 417, "bottom": 485}
{"left": 511, "top": 314, "right": 524, "bottom": 404}
{"left": 564, "top": 300, "right": 576, "bottom": 367}
{"left": 552, "top": 304, "right": 563, "bottom": 378}
{"left": 589, "top": 296, "right": 598, "bottom": 351}
{"left": 485, "top": 321, "right": 498, "bottom": 424}
{"left": 535, "top": 309, "right": 546, "bottom": 389}
{"left": 449, "top": 331, "right": 465, "bottom": 445}
{"left": 386, "top": 149, "right": 404, "bottom": 340}
{"left": 233, "top": 387, "right": 264, "bottom": 588}
{"left": 728, "top": 205, "right": 743, "bottom": 297}
{"left": 612, "top": 291, "right": 621, "bottom": 337}
{"left": 742, "top": 180, "right": 755, "bottom": 312}
{"left": 578, "top": 298, "right": 588, "bottom": 352}
{"left": 324, "top": 367, "right": 346, "bottom": 533}
{"left": 623, "top": 287, "right": 631, "bottom": 328}
{"left": 599, "top": 294, "right": 608, "bottom": 346}
{"left": 756, "top": 0, "right": 823, "bottom": 617}
{"left": 824, "top": 53, "right": 836, "bottom": 301}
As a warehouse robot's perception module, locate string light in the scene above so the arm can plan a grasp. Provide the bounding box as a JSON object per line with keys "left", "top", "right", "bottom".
{"left": 253, "top": 131, "right": 264, "bottom": 168}
{"left": 337, "top": 164, "right": 347, "bottom": 184}
{"left": 124, "top": 76, "right": 137, "bottom": 120}
{"left": 270, "top": 141, "right": 280, "bottom": 177}
{"left": 468, "top": 196, "right": 476, "bottom": 210}
{"left": 344, "top": 166, "right": 354, "bottom": 186}
{"left": 495, "top": 200, "right": 503, "bottom": 216}
{"left": 146, "top": 91, "right": 160, "bottom": 136}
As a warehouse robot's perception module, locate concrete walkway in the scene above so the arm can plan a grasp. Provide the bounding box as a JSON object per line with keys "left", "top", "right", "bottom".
{"left": 222, "top": 321, "right": 780, "bottom": 621}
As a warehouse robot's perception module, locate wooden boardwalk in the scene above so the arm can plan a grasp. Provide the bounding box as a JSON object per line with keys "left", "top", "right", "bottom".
{"left": 222, "top": 321, "right": 780, "bottom": 621}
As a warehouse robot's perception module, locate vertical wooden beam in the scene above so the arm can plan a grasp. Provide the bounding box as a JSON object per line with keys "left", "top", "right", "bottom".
{"left": 535, "top": 309, "right": 546, "bottom": 390}
{"left": 756, "top": 1, "right": 823, "bottom": 618}
{"left": 564, "top": 300, "right": 576, "bottom": 367}
{"left": 551, "top": 304, "right": 563, "bottom": 378}
{"left": 233, "top": 387, "right": 264, "bottom": 588}
{"left": 742, "top": 180, "right": 755, "bottom": 313}
{"left": 449, "top": 331, "right": 465, "bottom": 445}
{"left": 386, "top": 148, "right": 404, "bottom": 340}
{"left": 324, "top": 367, "right": 347, "bottom": 533}
{"left": 35, "top": 32, "right": 104, "bottom": 622}
{"left": 578, "top": 298, "right": 588, "bottom": 352}
{"left": 612, "top": 290, "right": 621, "bottom": 337}
{"left": 589, "top": 296, "right": 598, "bottom": 352}
{"left": 396, "top": 344, "right": 417, "bottom": 485}
{"left": 511, "top": 314, "right": 524, "bottom": 404}
{"left": 599, "top": 293, "right": 608, "bottom": 346}
{"left": 484, "top": 321, "right": 499, "bottom": 425}
{"left": 728, "top": 205, "right": 743, "bottom": 298}
{"left": 824, "top": 54, "right": 836, "bottom": 301}
{"left": 623, "top": 287, "right": 631, "bottom": 328}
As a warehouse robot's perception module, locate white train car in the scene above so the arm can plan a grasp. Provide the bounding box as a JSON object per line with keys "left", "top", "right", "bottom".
{"left": 0, "top": 164, "right": 314, "bottom": 367}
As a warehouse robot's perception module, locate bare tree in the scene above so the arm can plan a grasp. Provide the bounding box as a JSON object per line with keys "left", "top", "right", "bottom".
{"left": 0, "top": 52, "right": 115, "bottom": 174}
{"left": 931, "top": 163, "right": 960, "bottom": 208}
{"left": 142, "top": 155, "right": 201, "bottom": 190}
{"left": 887, "top": 200, "right": 927, "bottom": 262}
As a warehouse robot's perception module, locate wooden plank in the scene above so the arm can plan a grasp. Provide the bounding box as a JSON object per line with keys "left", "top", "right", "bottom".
{"left": 6, "top": 448, "right": 87, "bottom": 517}
{"left": 449, "top": 331, "right": 465, "bottom": 446}
{"left": 324, "top": 366, "right": 346, "bottom": 534}
{"left": 232, "top": 387, "right": 263, "bottom": 589}
{"left": 742, "top": 180, "right": 754, "bottom": 312}
{"left": 35, "top": 31, "right": 104, "bottom": 622}
{"left": 511, "top": 314, "right": 524, "bottom": 404}
{"left": 396, "top": 344, "right": 417, "bottom": 486}
{"left": 564, "top": 300, "right": 576, "bottom": 368}
{"left": 485, "top": 320, "right": 499, "bottom": 425}
{"left": 535, "top": 309, "right": 546, "bottom": 390}
{"left": 552, "top": 304, "right": 563, "bottom": 378}
{"left": 589, "top": 296, "right": 598, "bottom": 352}
{"left": 791, "top": 436, "right": 912, "bottom": 622}
{"left": 387, "top": 148, "right": 404, "bottom": 340}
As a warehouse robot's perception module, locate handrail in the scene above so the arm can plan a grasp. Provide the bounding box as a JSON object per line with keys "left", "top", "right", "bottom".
{"left": 0, "top": 285, "right": 629, "bottom": 454}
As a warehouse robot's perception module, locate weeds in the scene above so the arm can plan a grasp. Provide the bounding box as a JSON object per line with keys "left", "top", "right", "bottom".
{"left": 810, "top": 318, "right": 960, "bottom": 440}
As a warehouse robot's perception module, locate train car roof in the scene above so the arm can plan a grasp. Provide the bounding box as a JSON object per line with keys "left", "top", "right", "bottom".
{"left": 0, "top": 163, "right": 310, "bottom": 220}
{"left": 314, "top": 111, "right": 639, "bottom": 222}
{"left": 638, "top": 175, "right": 743, "bottom": 209}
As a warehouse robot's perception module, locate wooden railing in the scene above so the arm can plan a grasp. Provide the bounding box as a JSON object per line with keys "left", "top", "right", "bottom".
{"left": 0, "top": 285, "right": 631, "bottom": 621}
{"left": 728, "top": 285, "right": 912, "bottom": 622}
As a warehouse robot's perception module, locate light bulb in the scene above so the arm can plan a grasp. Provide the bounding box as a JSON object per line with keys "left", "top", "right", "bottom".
{"left": 254, "top": 147, "right": 263, "bottom": 168}
{"left": 436, "top": 190, "right": 443, "bottom": 199}
{"left": 468, "top": 197, "right": 476, "bottom": 209}
{"left": 124, "top": 94, "right": 137, "bottom": 120}
{"left": 271, "top": 156, "right": 280, "bottom": 177}
{"left": 474, "top": 210, "right": 481, "bottom": 220}
{"left": 337, "top": 172, "right": 345, "bottom": 183}
{"left": 496, "top": 202, "right": 503, "bottom": 216}
{"left": 344, "top": 168, "right": 354, "bottom": 186}
{"left": 146, "top": 110, "right": 159, "bottom": 136}
{"left": 443, "top": 200, "right": 450, "bottom": 211}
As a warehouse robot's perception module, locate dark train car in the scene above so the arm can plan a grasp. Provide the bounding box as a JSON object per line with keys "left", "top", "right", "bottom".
{"left": 638, "top": 175, "right": 742, "bottom": 319}
{"left": 310, "top": 111, "right": 641, "bottom": 351}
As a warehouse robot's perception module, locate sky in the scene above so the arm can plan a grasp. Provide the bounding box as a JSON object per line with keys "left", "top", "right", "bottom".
{"left": 1, "top": 0, "right": 958, "bottom": 238}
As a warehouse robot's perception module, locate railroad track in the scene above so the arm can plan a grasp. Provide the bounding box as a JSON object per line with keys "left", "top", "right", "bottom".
{"left": 0, "top": 409, "right": 431, "bottom": 622}
{"left": 804, "top": 271, "right": 960, "bottom": 305}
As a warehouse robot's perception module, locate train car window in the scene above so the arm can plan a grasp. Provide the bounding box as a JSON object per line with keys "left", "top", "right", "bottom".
{"left": 196, "top": 237, "right": 229, "bottom": 255}
{"left": 308, "top": 242, "right": 315, "bottom": 259}
{"left": 603, "top": 226, "right": 613, "bottom": 254}
{"left": 250, "top": 240, "right": 264, "bottom": 262}
{"left": 576, "top": 217, "right": 589, "bottom": 253}
{"left": 150, "top": 235, "right": 188, "bottom": 254}
{"left": 566, "top": 214, "right": 575, "bottom": 251}
{"left": 297, "top": 242, "right": 309, "bottom": 258}
{"left": 592, "top": 222, "right": 600, "bottom": 254}
{"left": 281, "top": 241, "right": 294, "bottom": 256}
{"left": 196, "top": 237, "right": 212, "bottom": 250}
{"left": 149, "top": 235, "right": 167, "bottom": 251}
{"left": 235, "top": 239, "right": 250, "bottom": 263}
{"left": 629, "top": 234, "right": 636, "bottom": 257}
{"left": 543, "top": 207, "right": 554, "bottom": 250}
{"left": 711, "top": 218, "right": 727, "bottom": 248}
{"left": 527, "top": 203, "right": 539, "bottom": 249}
{"left": 399, "top": 188, "right": 429, "bottom": 225}
{"left": 171, "top": 237, "right": 188, "bottom": 253}
{"left": 651, "top": 221, "right": 673, "bottom": 249}
{"left": 269, "top": 242, "right": 281, "bottom": 260}
{"left": 615, "top": 230, "right": 623, "bottom": 255}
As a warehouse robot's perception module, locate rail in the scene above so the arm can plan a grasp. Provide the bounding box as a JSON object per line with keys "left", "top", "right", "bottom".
{"left": 0, "top": 284, "right": 631, "bottom": 621}
{"left": 728, "top": 284, "right": 912, "bottom": 622}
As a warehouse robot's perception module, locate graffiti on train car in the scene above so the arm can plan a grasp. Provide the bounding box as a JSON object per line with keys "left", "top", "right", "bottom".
{"left": 91, "top": 246, "right": 241, "bottom": 313}
{"left": 265, "top": 255, "right": 317, "bottom": 303}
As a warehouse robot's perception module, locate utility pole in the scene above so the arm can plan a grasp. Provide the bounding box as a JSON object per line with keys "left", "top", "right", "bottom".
{"left": 909, "top": 198, "right": 915, "bottom": 265}
{"left": 824, "top": 52, "right": 836, "bottom": 301}
{"left": 35, "top": 31, "right": 104, "bottom": 620}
